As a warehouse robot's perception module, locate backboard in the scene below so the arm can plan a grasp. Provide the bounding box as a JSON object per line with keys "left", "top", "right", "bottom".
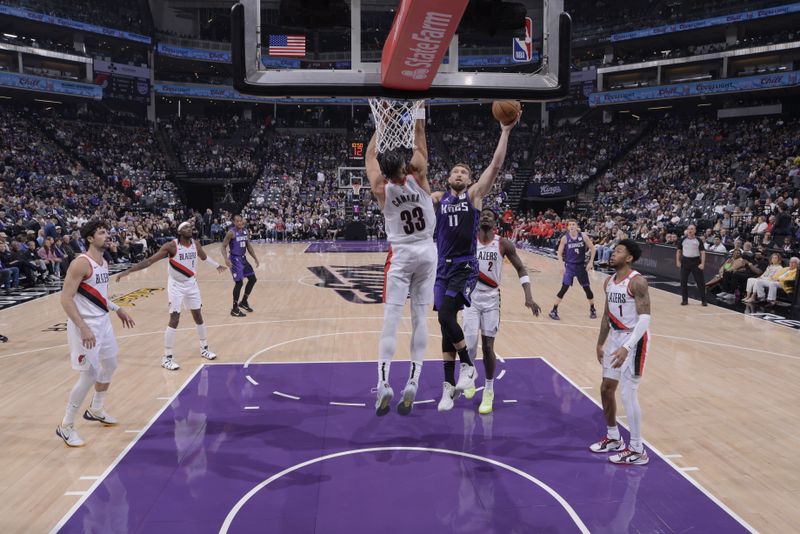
{"left": 231, "top": 0, "right": 571, "bottom": 101}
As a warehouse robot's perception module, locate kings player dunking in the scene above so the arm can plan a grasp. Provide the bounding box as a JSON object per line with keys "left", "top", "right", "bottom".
{"left": 366, "top": 103, "right": 435, "bottom": 417}
{"left": 431, "top": 108, "right": 521, "bottom": 412}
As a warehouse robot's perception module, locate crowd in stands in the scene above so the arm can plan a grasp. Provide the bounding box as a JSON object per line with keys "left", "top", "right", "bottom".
{"left": 4, "top": 0, "right": 151, "bottom": 34}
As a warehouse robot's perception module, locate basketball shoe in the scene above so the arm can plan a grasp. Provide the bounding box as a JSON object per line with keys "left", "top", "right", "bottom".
{"left": 200, "top": 346, "right": 217, "bottom": 360}
{"left": 396, "top": 380, "right": 417, "bottom": 416}
{"left": 609, "top": 448, "right": 649, "bottom": 465}
{"left": 589, "top": 436, "right": 626, "bottom": 453}
{"left": 437, "top": 382, "right": 460, "bottom": 411}
{"left": 56, "top": 424, "right": 85, "bottom": 447}
{"left": 162, "top": 355, "right": 180, "bottom": 370}
{"left": 478, "top": 388, "right": 494, "bottom": 415}
{"left": 374, "top": 382, "right": 393, "bottom": 417}
{"left": 455, "top": 362, "right": 477, "bottom": 393}
{"left": 83, "top": 408, "right": 118, "bottom": 425}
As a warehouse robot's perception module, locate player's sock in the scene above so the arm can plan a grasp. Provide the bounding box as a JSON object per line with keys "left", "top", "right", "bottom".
{"left": 164, "top": 326, "right": 176, "bottom": 357}
{"left": 63, "top": 369, "right": 96, "bottom": 426}
{"left": 630, "top": 439, "right": 644, "bottom": 453}
{"left": 378, "top": 303, "right": 402, "bottom": 384}
{"left": 378, "top": 361, "right": 391, "bottom": 384}
{"left": 457, "top": 346, "right": 473, "bottom": 366}
{"left": 485, "top": 378, "right": 494, "bottom": 392}
{"left": 607, "top": 425, "right": 621, "bottom": 440}
{"left": 195, "top": 324, "right": 207, "bottom": 349}
{"left": 551, "top": 304, "right": 558, "bottom": 312}
{"left": 90, "top": 390, "right": 107, "bottom": 411}
{"left": 444, "top": 361, "right": 456, "bottom": 386}
{"left": 408, "top": 361, "right": 422, "bottom": 382}
{"left": 590, "top": 304, "right": 596, "bottom": 312}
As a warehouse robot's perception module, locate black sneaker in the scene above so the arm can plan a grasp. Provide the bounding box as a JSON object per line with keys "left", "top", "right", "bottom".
{"left": 231, "top": 306, "right": 246, "bottom": 317}
{"left": 549, "top": 309, "right": 560, "bottom": 320}
{"left": 239, "top": 301, "right": 253, "bottom": 313}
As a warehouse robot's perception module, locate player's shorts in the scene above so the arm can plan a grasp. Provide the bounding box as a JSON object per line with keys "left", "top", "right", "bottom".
{"left": 462, "top": 289, "right": 501, "bottom": 337}
{"left": 383, "top": 240, "right": 437, "bottom": 306}
{"left": 563, "top": 263, "right": 591, "bottom": 288}
{"left": 67, "top": 315, "right": 118, "bottom": 371}
{"left": 602, "top": 329, "right": 649, "bottom": 381}
{"left": 168, "top": 277, "right": 202, "bottom": 313}
{"left": 230, "top": 255, "right": 255, "bottom": 282}
{"left": 434, "top": 256, "right": 479, "bottom": 311}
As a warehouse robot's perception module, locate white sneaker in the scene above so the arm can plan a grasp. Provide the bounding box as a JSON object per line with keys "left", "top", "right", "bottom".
{"left": 200, "top": 346, "right": 217, "bottom": 360}
{"left": 609, "top": 448, "right": 650, "bottom": 465}
{"left": 437, "top": 382, "right": 459, "bottom": 412}
{"left": 56, "top": 424, "right": 85, "bottom": 447}
{"left": 589, "top": 436, "right": 626, "bottom": 453}
{"left": 455, "top": 363, "right": 477, "bottom": 393}
{"left": 374, "top": 382, "right": 393, "bottom": 417}
{"left": 83, "top": 408, "right": 118, "bottom": 425}
{"left": 396, "top": 380, "right": 417, "bottom": 416}
{"left": 161, "top": 356, "right": 180, "bottom": 370}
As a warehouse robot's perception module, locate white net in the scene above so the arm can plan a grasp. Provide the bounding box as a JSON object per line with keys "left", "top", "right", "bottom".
{"left": 368, "top": 98, "right": 425, "bottom": 153}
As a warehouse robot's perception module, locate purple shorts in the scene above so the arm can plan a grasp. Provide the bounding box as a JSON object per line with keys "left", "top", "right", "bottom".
{"left": 230, "top": 256, "right": 255, "bottom": 282}
{"left": 563, "top": 263, "right": 590, "bottom": 288}
{"left": 434, "top": 258, "right": 478, "bottom": 311}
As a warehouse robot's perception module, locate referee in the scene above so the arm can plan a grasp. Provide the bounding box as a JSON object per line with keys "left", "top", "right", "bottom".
{"left": 676, "top": 224, "right": 707, "bottom": 306}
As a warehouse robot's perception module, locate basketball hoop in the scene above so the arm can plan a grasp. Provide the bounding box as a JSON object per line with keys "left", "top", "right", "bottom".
{"left": 369, "top": 98, "right": 425, "bottom": 153}
{"left": 351, "top": 181, "right": 362, "bottom": 198}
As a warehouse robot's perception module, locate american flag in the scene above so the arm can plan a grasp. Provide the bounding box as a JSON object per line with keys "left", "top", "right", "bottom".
{"left": 268, "top": 34, "right": 306, "bottom": 57}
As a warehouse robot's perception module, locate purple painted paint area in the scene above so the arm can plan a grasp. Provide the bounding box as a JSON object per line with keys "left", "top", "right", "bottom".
{"left": 56, "top": 360, "right": 750, "bottom": 534}
{"left": 305, "top": 241, "right": 390, "bottom": 253}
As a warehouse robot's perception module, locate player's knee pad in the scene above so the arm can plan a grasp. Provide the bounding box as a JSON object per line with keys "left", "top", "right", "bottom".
{"left": 556, "top": 284, "right": 570, "bottom": 299}
{"left": 96, "top": 358, "right": 118, "bottom": 384}
{"left": 583, "top": 286, "right": 594, "bottom": 300}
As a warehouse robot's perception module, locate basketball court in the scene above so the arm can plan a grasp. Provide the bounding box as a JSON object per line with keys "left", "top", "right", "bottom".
{"left": 1, "top": 244, "right": 798, "bottom": 533}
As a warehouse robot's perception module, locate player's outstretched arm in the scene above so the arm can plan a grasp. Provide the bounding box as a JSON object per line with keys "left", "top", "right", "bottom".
{"left": 408, "top": 111, "right": 430, "bottom": 194}
{"left": 115, "top": 242, "right": 173, "bottom": 282}
{"left": 502, "top": 238, "right": 540, "bottom": 316}
{"left": 470, "top": 110, "right": 521, "bottom": 202}
{"left": 221, "top": 230, "right": 234, "bottom": 268}
{"left": 365, "top": 132, "right": 386, "bottom": 206}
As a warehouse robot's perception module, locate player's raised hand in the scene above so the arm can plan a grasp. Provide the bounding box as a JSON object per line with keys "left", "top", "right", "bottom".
{"left": 610, "top": 346, "right": 628, "bottom": 368}
{"left": 525, "top": 297, "right": 541, "bottom": 317}
{"left": 116, "top": 309, "right": 135, "bottom": 328}
{"left": 501, "top": 110, "right": 522, "bottom": 132}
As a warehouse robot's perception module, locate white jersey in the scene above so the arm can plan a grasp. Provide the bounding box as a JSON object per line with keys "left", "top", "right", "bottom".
{"left": 605, "top": 270, "right": 641, "bottom": 331}
{"left": 476, "top": 235, "right": 502, "bottom": 294}
{"left": 75, "top": 254, "right": 110, "bottom": 318}
{"left": 168, "top": 238, "right": 198, "bottom": 283}
{"left": 382, "top": 175, "right": 435, "bottom": 245}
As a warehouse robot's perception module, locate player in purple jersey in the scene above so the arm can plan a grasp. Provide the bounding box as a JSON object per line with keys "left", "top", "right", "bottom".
{"left": 431, "top": 108, "right": 521, "bottom": 411}
{"left": 549, "top": 219, "right": 597, "bottom": 320}
{"left": 221, "top": 215, "right": 260, "bottom": 317}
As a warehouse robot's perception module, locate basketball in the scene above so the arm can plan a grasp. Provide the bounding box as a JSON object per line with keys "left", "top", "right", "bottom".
{"left": 492, "top": 100, "right": 521, "bottom": 125}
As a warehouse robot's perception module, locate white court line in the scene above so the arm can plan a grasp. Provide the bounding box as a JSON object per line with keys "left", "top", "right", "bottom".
{"left": 272, "top": 391, "right": 300, "bottom": 400}
{"left": 580, "top": 386, "right": 593, "bottom": 390}
{"left": 539, "top": 357, "right": 756, "bottom": 533}
{"left": 78, "top": 476, "right": 99, "bottom": 481}
{"left": 124, "top": 429, "right": 142, "bottom": 433}
{"left": 681, "top": 467, "right": 700, "bottom": 472}
{"left": 413, "top": 399, "right": 435, "bottom": 405}
{"left": 329, "top": 402, "right": 366, "bottom": 407}
{"left": 503, "top": 399, "right": 518, "bottom": 404}
{"left": 664, "top": 454, "right": 683, "bottom": 459}
{"left": 243, "top": 406, "right": 260, "bottom": 410}
{"left": 49, "top": 364, "right": 205, "bottom": 534}
{"left": 496, "top": 369, "right": 507, "bottom": 380}
{"left": 218, "top": 447, "right": 590, "bottom": 534}
{"left": 245, "top": 375, "right": 259, "bottom": 386}
{"left": 156, "top": 397, "right": 171, "bottom": 400}
{"left": 63, "top": 492, "right": 85, "bottom": 497}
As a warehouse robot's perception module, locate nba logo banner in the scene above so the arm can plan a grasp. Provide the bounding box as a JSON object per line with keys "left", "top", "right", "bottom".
{"left": 512, "top": 16, "right": 533, "bottom": 63}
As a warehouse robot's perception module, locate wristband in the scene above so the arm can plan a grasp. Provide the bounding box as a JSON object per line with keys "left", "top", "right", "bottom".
{"left": 108, "top": 301, "right": 120, "bottom": 312}
{"left": 519, "top": 275, "right": 530, "bottom": 285}
{"left": 204, "top": 257, "right": 220, "bottom": 268}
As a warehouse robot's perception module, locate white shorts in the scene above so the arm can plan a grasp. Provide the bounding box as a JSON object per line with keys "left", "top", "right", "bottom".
{"left": 168, "top": 278, "right": 202, "bottom": 313}
{"left": 383, "top": 240, "right": 437, "bottom": 306}
{"left": 463, "top": 289, "right": 501, "bottom": 337}
{"left": 67, "top": 315, "right": 118, "bottom": 371}
{"left": 602, "top": 329, "right": 649, "bottom": 381}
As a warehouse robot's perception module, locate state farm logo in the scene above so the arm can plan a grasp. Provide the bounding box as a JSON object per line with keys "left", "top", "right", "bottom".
{"left": 401, "top": 11, "right": 452, "bottom": 81}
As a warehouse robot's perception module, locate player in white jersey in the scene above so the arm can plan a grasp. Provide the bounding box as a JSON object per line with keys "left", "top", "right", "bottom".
{"left": 461, "top": 208, "right": 541, "bottom": 414}
{"left": 117, "top": 221, "right": 226, "bottom": 370}
{"left": 57, "top": 221, "right": 135, "bottom": 447}
{"left": 463, "top": 208, "right": 542, "bottom": 415}
{"left": 365, "top": 101, "right": 436, "bottom": 416}
{"left": 590, "top": 239, "right": 651, "bottom": 465}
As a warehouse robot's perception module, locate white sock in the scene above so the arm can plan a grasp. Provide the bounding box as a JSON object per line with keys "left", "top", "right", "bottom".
{"left": 196, "top": 324, "right": 208, "bottom": 349}
{"left": 378, "top": 361, "right": 391, "bottom": 384}
{"left": 164, "top": 326, "right": 176, "bottom": 357}
{"left": 90, "top": 390, "right": 107, "bottom": 411}
{"left": 63, "top": 369, "right": 96, "bottom": 426}
{"left": 378, "top": 303, "right": 403, "bottom": 384}
{"left": 607, "top": 425, "right": 621, "bottom": 440}
{"left": 408, "top": 361, "right": 422, "bottom": 383}
{"left": 485, "top": 378, "right": 494, "bottom": 392}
